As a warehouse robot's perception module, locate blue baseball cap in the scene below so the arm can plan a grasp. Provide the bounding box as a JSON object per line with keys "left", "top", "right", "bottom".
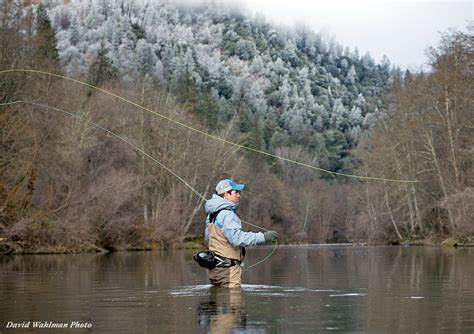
{"left": 215, "top": 179, "right": 245, "bottom": 194}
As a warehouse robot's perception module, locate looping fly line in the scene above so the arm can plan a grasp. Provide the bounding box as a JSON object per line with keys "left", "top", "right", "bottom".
{"left": 0, "top": 69, "right": 417, "bottom": 183}
{"left": 0, "top": 99, "right": 276, "bottom": 270}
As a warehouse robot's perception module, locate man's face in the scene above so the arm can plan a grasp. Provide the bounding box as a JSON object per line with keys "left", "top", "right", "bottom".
{"left": 224, "top": 190, "right": 241, "bottom": 203}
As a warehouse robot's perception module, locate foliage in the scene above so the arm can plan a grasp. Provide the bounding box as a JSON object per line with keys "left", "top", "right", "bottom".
{"left": 353, "top": 27, "right": 474, "bottom": 243}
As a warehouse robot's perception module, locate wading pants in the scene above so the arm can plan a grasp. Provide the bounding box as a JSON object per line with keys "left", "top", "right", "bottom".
{"left": 209, "top": 265, "right": 242, "bottom": 288}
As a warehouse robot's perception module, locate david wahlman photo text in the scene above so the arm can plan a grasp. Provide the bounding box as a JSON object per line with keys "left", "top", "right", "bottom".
{"left": 5, "top": 321, "right": 92, "bottom": 329}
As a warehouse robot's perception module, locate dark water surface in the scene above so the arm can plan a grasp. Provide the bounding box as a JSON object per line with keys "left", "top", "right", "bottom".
{"left": 1, "top": 245, "right": 474, "bottom": 333}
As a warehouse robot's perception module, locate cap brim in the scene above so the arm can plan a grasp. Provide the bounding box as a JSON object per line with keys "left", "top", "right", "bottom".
{"left": 232, "top": 183, "right": 244, "bottom": 191}
{"left": 223, "top": 179, "right": 245, "bottom": 192}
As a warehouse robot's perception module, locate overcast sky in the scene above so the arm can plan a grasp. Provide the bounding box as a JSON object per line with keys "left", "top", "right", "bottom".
{"left": 240, "top": 0, "right": 472, "bottom": 70}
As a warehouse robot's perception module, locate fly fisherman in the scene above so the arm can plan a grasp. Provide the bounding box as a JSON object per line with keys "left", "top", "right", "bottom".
{"left": 205, "top": 179, "right": 278, "bottom": 288}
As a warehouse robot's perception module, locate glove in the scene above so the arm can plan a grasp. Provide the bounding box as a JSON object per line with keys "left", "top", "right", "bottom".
{"left": 263, "top": 231, "right": 278, "bottom": 243}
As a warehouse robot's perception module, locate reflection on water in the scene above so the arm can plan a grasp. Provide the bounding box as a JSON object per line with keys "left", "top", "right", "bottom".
{"left": 196, "top": 287, "right": 249, "bottom": 334}
{"left": 1, "top": 246, "right": 474, "bottom": 333}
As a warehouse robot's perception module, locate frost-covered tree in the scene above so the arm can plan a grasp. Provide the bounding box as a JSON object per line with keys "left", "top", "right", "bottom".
{"left": 88, "top": 43, "right": 118, "bottom": 87}
{"left": 234, "top": 39, "right": 256, "bottom": 60}
{"left": 136, "top": 39, "right": 157, "bottom": 77}
{"left": 346, "top": 65, "right": 357, "bottom": 84}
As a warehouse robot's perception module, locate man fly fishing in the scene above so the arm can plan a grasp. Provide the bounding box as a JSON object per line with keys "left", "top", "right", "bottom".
{"left": 203, "top": 179, "right": 278, "bottom": 288}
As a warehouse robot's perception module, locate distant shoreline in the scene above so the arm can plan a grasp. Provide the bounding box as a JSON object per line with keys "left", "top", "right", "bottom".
{"left": 2, "top": 237, "right": 473, "bottom": 256}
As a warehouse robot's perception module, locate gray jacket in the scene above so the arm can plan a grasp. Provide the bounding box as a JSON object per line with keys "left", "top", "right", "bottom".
{"left": 204, "top": 194, "right": 265, "bottom": 247}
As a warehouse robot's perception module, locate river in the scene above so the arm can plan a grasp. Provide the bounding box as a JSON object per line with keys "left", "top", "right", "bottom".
{"left": 1, "top": 245, "right": 474, "bottom": 333}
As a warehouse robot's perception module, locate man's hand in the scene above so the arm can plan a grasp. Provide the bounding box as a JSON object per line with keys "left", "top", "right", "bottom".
{"left": 263, "top": 231, "right": 278, "bottom": 243}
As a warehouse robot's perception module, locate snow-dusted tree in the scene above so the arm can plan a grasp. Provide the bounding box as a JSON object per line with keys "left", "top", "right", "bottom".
{"left": 234, "top": 39, "right": 256, "bottom": 60}
{"left": 169, "top": 48, "right": 200, "bottom": 103}
{"left": 346, "top": 65, "right": 357, "bottom": 84}
{"left": 87, "top": 43, "right": 118, "bottom": 87}
{"left": 361, "top": 52, "right": 375, "bottom": 69}
{"left": 136, "top": 39, "right": 157, "bottom": 77}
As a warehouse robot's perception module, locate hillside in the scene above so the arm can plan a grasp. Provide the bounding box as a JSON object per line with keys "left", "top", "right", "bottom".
{"left": 48, "top": 0, "right": 395, "bottom": 176}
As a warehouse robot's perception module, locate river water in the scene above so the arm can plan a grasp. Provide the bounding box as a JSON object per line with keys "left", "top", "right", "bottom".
{"left": 1, "top": 245, "right": 474, "bottom": 333}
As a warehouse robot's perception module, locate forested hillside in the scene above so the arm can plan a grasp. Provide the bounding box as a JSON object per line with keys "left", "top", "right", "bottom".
{"left": 49, "top": 0, "right": 394, "bottom": 175}
{"left": 1, "top": 0, "right": 471, "bottom": 254}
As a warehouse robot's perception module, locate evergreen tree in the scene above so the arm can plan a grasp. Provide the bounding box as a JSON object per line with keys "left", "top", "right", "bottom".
{"left": 87, "top": 44, "right": 119, "bottom": 87}
{"left": 136, "top": 39, "right": 157, "bottom": 76}
{"left": 196, "top": 91, "right": 219, "bottom": 130}
{"left": 346, "top": 65, "right": 357, "bottom": 85}
{"left": 36, "top": 3, "right": 59, "bottom": 62}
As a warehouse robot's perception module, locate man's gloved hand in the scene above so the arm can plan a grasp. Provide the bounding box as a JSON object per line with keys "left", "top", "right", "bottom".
{"left": 263, "top": 231, "right": 278, "bottom": 243}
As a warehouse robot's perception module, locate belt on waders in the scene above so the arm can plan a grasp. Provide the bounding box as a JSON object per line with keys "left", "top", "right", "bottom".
{"left": 214, "top": 254, "right": 241, "bottom": 268}
{"left": 193, "top": 250, "right": 241, "bottom": 269}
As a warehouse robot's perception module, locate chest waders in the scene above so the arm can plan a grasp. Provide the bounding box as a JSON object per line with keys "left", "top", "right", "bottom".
{"left": 193, "top": 209, "right": 245, "bottom": 270}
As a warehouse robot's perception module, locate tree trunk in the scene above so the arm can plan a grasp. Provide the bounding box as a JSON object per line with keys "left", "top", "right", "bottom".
{"left": 444, "top": 88, "right": 460, "bottom": 189}
{"left": 411, "top": 184, "right": 422, "bottom": 234}
{"left": 364, "top": 181, "right": 376, "bottom": 243}
{"left": 384, "top": 184, "right": 403, "bottom": 241}
{"left": 425, "top": 129, "right": 455, "bottom": 231}
{"left": 140, "top": 81, "right": 149, "bottom": 225}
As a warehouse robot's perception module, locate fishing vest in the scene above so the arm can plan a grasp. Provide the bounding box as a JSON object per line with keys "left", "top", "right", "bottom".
{"left": 208, "top": 209, "right": 243, "bottom": 261}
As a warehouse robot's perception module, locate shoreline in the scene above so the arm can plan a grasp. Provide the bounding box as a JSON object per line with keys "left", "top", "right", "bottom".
{"left": 2, "top": 237, "right": 473, "bottom": 256}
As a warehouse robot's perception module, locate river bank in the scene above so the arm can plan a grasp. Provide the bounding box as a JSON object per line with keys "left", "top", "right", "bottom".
{"left": 2, "top": 235, "right": 474, "bottom": 256}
